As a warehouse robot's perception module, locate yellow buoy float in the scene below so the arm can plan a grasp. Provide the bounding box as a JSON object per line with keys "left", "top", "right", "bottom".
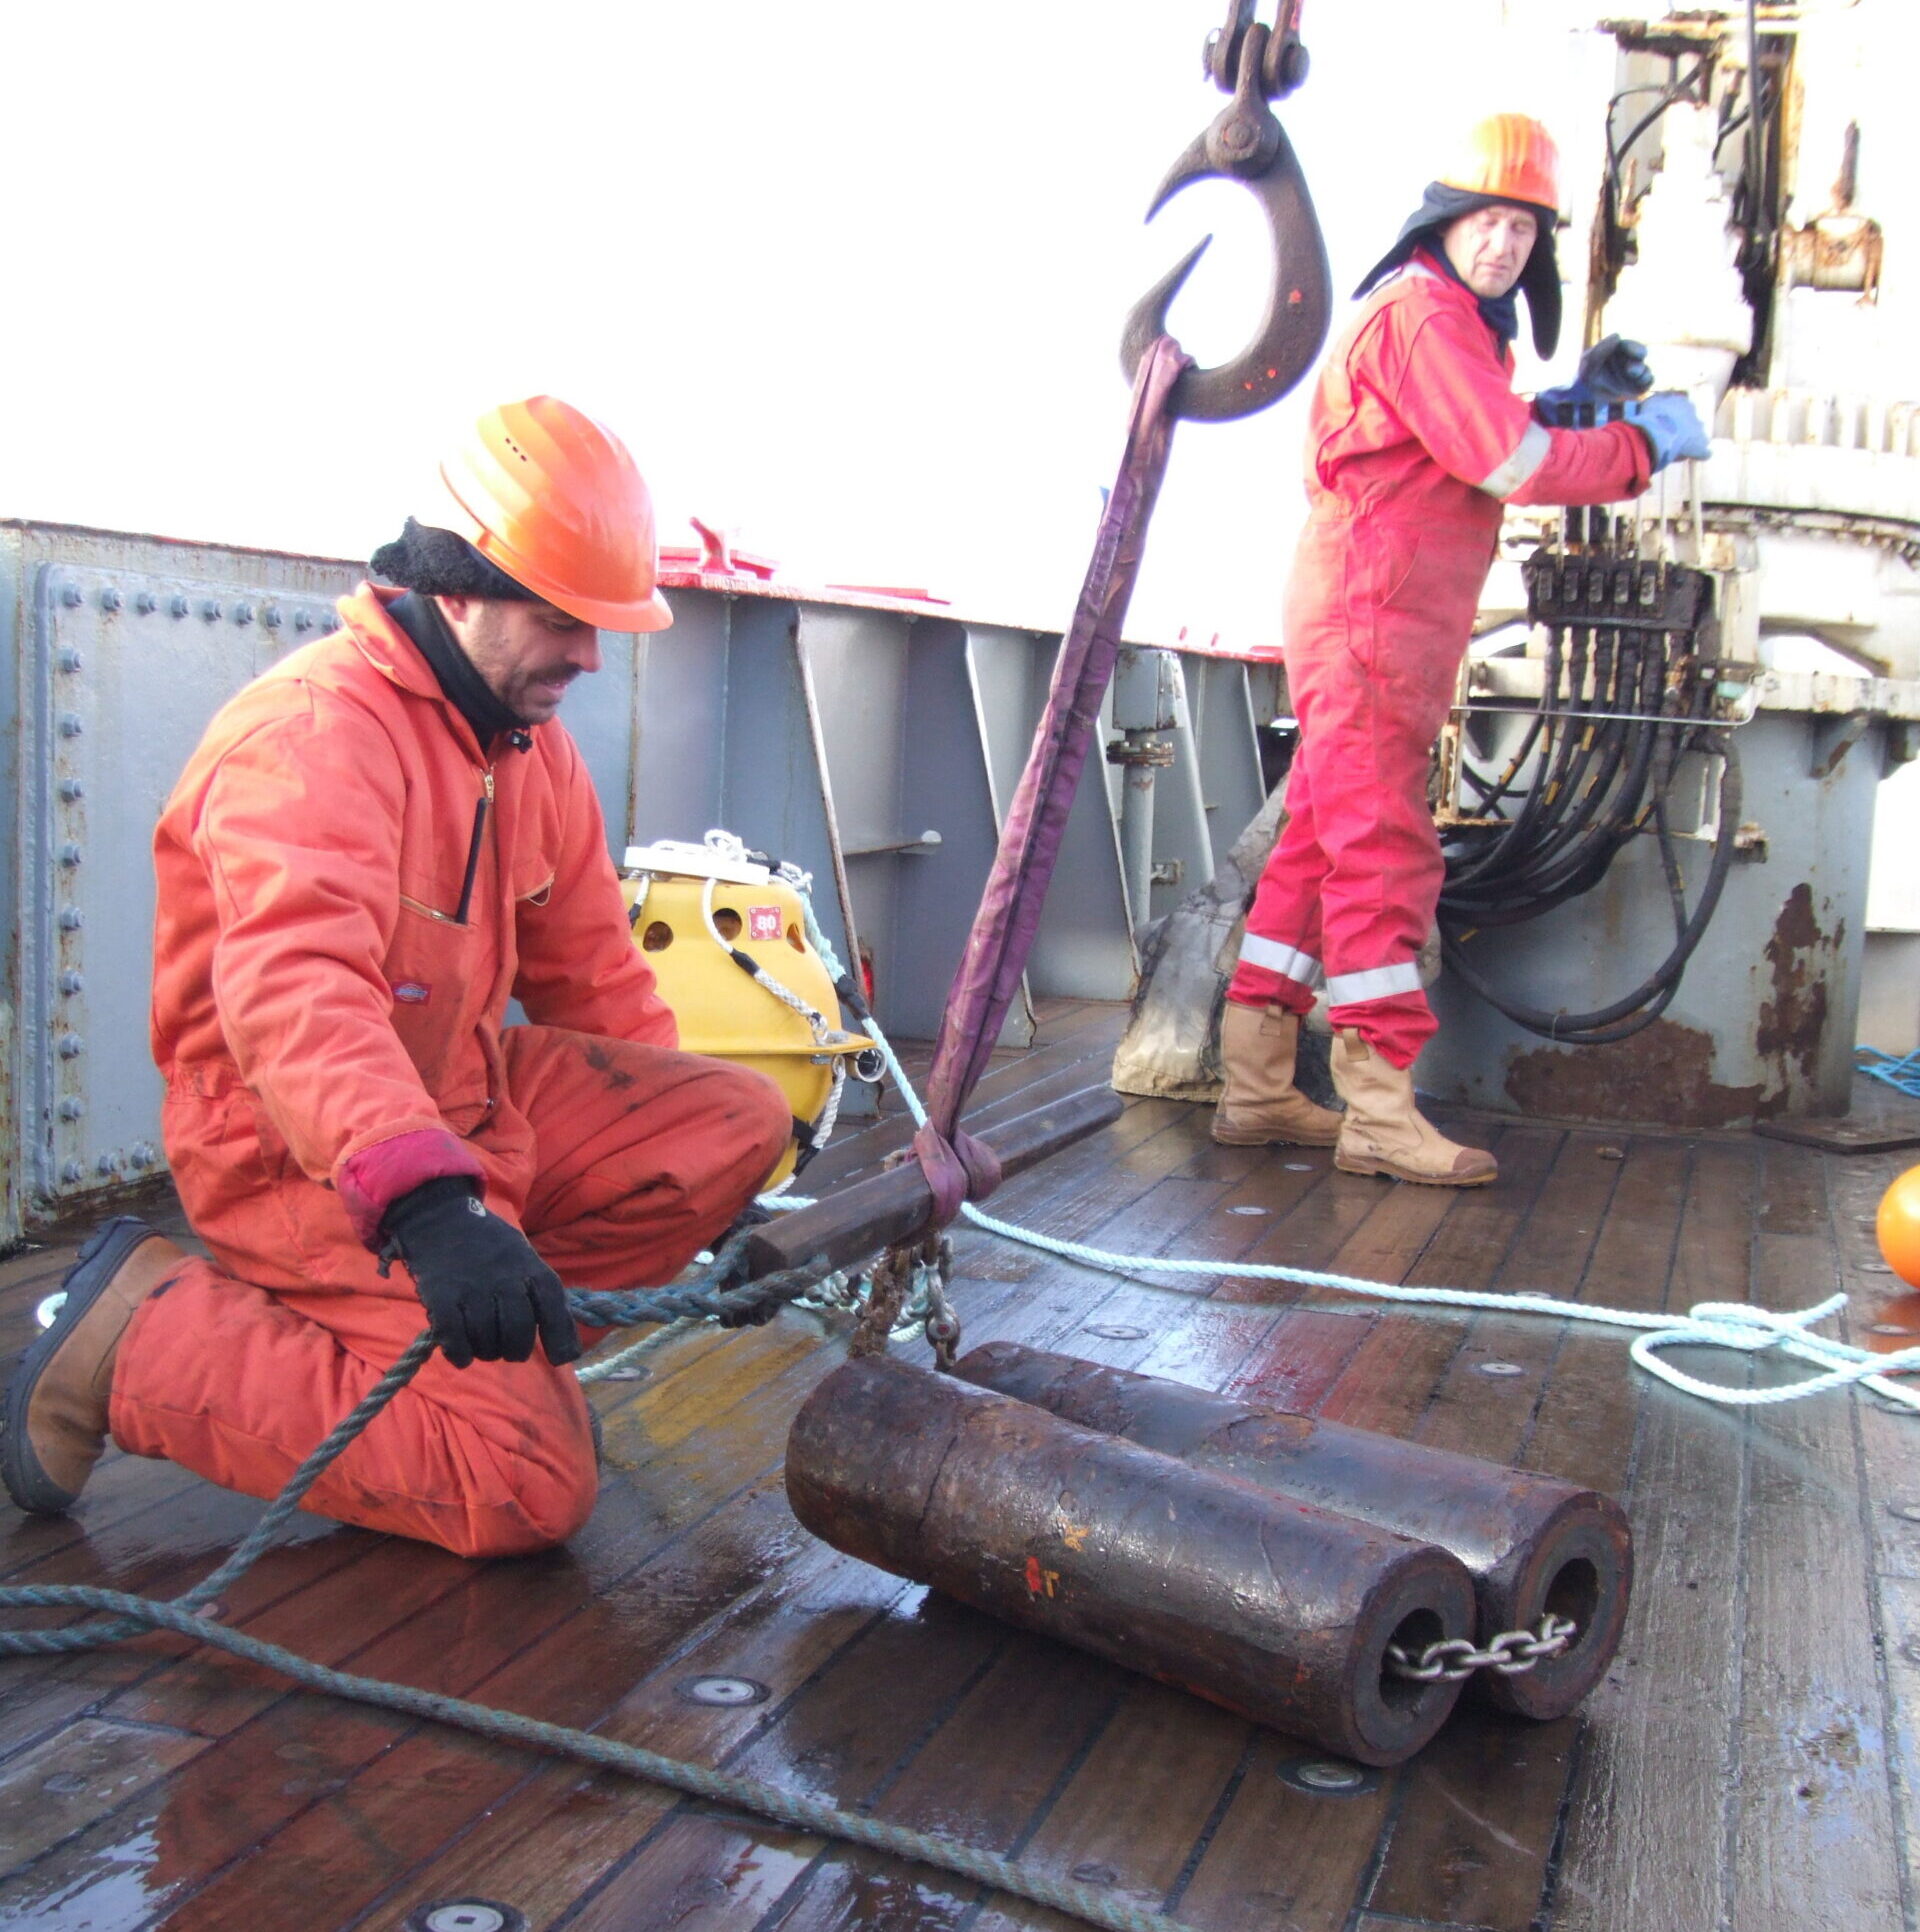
{"left": 620, "top": 838, "right": 877, "bottom": 1187}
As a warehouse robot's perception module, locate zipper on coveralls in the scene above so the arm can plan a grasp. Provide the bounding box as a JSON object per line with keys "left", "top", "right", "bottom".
{"left": 452, "top": 767, "right": 494, "bottom": 926}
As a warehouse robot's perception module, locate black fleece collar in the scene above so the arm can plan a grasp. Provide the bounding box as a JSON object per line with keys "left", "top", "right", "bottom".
{"left": 388, "top": 592, "right": 533, "bottom": 753}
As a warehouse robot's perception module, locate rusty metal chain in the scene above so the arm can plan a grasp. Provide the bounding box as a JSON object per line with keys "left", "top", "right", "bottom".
{"left": 847, "top": 1232, "right": 959, "bottom": 1366}
{"left": 1385, "top": 1613, "right": 1578, "bottom": 1683}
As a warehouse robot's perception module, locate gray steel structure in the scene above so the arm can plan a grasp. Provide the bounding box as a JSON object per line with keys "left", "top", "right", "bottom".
{"left": 0, "top": 521, "right": 1275, "bottom": 1246}
{"left": 1426, "top": 705, "right": 1896, "bottom": 1129}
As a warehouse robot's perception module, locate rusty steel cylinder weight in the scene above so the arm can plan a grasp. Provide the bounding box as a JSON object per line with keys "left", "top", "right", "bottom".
{"left": 786, "top": 1355, "right": 1479, "bottom": 1766}
{"left": 953, "top": 1342, "right": 1633, "bottom": 1720}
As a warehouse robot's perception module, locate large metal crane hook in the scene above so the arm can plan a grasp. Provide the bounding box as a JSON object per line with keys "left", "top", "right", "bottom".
{"left": 1120, "top": 3, "right": 1332, "bottom": 422}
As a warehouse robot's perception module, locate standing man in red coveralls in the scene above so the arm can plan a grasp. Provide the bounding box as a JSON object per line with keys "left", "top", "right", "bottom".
{"left": 3, "top": 397, "right": 791, "bottom": 1557}
{"left": 1212, "top": 114, "right": 1710, "bottom": 1185}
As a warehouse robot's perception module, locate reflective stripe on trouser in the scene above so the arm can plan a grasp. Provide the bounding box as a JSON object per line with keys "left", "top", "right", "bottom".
{"left": 1230, "top": 514, "right": 1489, "bottom": 1070}
{"left": 1228, "top": 929, "right": 1323, "bottom": 1017}
{"left": 111, "top": 1026, "right": 791, "bottom": 1558}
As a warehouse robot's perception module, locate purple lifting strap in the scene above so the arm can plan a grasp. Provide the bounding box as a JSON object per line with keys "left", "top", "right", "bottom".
{"left": 912, "top": 337, "right": 1190, "bottom": 1228}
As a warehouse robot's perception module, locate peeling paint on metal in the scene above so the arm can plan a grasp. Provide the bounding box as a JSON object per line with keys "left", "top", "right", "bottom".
{"left": 1757, "top": 881, "right": 1842, "bottom": 1095}
{"left": 1503, "top": 1019, "right": 1764, "bottom": 1129}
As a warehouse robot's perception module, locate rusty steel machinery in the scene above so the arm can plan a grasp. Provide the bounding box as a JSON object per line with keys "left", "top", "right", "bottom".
{"left": 786, "top": 1355, "right": 1479, "bottom": 1766}
{"left": 953, "top": 1341, "right": 1632, "bottom": 1722}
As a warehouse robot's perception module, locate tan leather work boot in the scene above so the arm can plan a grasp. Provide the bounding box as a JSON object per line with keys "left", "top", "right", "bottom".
{"left": 3, "top": 1218, "right": 185, "bottom": 1514}
{"left": 1212, "top": 1002, "right": 1343, "bottom": 1147}
{"left": 1329, "top": 1030, "right": 1498, "bottom": 1187}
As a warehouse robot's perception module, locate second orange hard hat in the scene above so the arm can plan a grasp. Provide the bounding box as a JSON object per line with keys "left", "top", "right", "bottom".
{"left": 1438, "top": 113, "right": 1561, "bottom": 217}
{"left": 425, "top": 396, "right": 674, "bottom": 634}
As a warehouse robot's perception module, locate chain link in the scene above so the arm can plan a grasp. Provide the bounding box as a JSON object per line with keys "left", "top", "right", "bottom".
{"left": 1384, "top": 1613, "right": 1578, "bottom": 1683}
{"left": 920, "top": 1237, "right": 961, "bottom": 1370}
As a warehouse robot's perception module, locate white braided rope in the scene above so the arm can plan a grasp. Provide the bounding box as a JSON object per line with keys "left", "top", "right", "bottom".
{"left": 955, "top": 1205, "right": 1920, "bottom": 1411}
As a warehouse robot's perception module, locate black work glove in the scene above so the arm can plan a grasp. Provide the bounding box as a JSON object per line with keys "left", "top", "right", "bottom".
{"left": 1576, "top": 333, "right": 1654, "bottom": 402}
{"left": 379, "top": 1176, "right": 582, "bottom": 1370}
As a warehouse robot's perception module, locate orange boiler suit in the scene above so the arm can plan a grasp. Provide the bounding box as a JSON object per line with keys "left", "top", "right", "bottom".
{"left": 114, "top": 586, "right": 790, "bottom": 1557}
{"left": 1228, "top": 253, "right": 1654, "bottom": 1067}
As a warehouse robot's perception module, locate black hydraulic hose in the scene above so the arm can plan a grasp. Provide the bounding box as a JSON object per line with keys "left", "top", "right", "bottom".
{"left": 1457, "top": 626, "right": 1562, "bottom": 806}
{"left": 1608, "top": 54, "right": 1713, "bottom": 197}
{"left": 1489, "top": 647, "right": 1663, "bottom": 906}
{"left": 1453, "top": 628, "right": 1672, "bottom": 915}
{"left": 1444, "top": 630, "right": 1588, "bottom": 891}
{"left": 1443, "top": 635, "right": 1647, "bottom": 913}
{"left": 1508, "top": 689, "right": 1637, "bottom": 883}
{"left": 1440, "top": 732, "right": 1742, "bottom": 1045}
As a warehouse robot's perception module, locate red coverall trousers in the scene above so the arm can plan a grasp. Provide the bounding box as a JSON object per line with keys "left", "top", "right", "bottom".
{"left": 1231, "top": 509, "right": 1493, "bottom": 1067}
{"left": 109, "top": 1027, "right": 788, "bottom": 1558}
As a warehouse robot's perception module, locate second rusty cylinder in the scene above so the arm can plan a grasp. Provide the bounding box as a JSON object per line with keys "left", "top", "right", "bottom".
{"left": 953, "top": 1342, "right": 1632, "bottom": 1721}
{"left": 786, "top": 1355, "right": 1477, "bottom": 1766}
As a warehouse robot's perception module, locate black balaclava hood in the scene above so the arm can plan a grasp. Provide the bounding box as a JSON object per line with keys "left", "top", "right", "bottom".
{"left": 1352, "top": 182, "right": 1561, "bottom": 358}
{"left": 370, "top": 517, "right": 540, "bottom": 605}
{"left": 385, "top": 590, "right": 532, "bottom": 747}
{"left": 370, "top": 520, "right": 541, "bottom": 741}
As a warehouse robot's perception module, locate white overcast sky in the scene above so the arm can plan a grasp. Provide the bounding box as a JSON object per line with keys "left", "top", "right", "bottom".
{"left": 6, "top": 1, "right": 1608, "bottom": 650}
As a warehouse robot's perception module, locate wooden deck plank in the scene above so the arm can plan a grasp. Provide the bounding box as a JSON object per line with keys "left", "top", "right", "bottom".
{"left": 1354, "top": 1127, "right": 1598, "bottom": 1932}
{"left": 746, "top": 1638, "right": 1128, "bottom": 1932}
{"left": 0, "top": 1484, "right": 353, "bottom": 1764}
{"left": 0, "top": 1715, "right": 207, "bottom": 1873}
{"left": 1838, "top": 1144, "right": 1920, "bottom": 1931}
{"left": 964, "top": 1685, "right": 1251, "bottom": 1928}
{"left": 163, "top": 1477, "right": 835, "bottom": 1930}
{"left": 1547, "top": 1138, "right": 1752, "bottom": 1932}
{"left": 356, "top": 1534, "right": 914, "bottom": 1930}
{"left": 1877, "top": 1573, "right": 1920, "bottom": 1932}
{"left": 1725, "top": 1141, "right": 1904, "bottom": 1932}
{"left": 1829, "top": 1148, "right": 1920, "bottom": 1585}
{"left": 547, "top": 1589, "right": 1009, "bottom": 1926}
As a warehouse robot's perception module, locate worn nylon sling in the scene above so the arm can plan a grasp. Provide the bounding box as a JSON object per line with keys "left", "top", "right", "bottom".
{"left": 908, "top": 335, "right": 1189, "bottom": 1226}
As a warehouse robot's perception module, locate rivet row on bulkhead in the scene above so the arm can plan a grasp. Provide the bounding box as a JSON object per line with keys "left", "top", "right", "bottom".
{"left": 55, "top": 579, "right": 328, "bottom": 628}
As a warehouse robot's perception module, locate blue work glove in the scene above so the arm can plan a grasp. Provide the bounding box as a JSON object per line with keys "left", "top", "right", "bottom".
{"left": 379, "top": 1176, "right": 582, "bottom": 1369}
{"left": 1536, "top": 334, "right": 1655, "bottom": 417}
{"left": 1625, "top": 391, "right": 1713, "bottom": 472}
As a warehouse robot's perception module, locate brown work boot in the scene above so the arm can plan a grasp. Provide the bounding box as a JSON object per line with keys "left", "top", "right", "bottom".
{"left": 2, "top": 1218, "right": 185, "bottom": 1514}
{"left": 1329, "top": 1030, "right": 1498, "bottom": 1187}
{"left": 1212, "top": 1002, "right": 1343, "bottom": 1147}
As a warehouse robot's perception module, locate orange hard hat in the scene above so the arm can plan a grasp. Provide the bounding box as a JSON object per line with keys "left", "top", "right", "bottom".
{"left": 1438, "top": 113, "right": 1561, "bottom": 216}
{"left": 427, "top": 396, "right": 673, "bottom": 633}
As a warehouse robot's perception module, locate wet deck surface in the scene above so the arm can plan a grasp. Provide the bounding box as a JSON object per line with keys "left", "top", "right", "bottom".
{"left": 3, "top": 1001, "right": 1919, "bottom": 1932}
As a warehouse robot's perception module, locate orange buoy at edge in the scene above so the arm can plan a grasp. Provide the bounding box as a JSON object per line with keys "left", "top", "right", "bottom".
{"left": 1876, "top": 1165, "right": 1920, "bottom": 1289}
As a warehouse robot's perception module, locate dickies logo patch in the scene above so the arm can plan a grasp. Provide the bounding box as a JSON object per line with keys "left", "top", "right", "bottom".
{"left": 391, "top": 981, "right": 432, "bottom": 1005}
{"left": 747, "top": 905, "right": 783, "bottom": 942}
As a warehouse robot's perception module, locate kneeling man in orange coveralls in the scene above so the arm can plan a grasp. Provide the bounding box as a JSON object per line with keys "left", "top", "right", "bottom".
{"left": 2, "top": 397, "right": 790, "bottom": 1558}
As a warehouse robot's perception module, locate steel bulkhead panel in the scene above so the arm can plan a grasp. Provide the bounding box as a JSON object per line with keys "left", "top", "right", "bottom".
{"left": 1183, "top": 653, "right": 1267, "bottom": 870}
{"left": 630, "top": 588, "right": 732, "bottom": 843}
{"left": 27, "top": 561, "right": 344, "bottom": 1211}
